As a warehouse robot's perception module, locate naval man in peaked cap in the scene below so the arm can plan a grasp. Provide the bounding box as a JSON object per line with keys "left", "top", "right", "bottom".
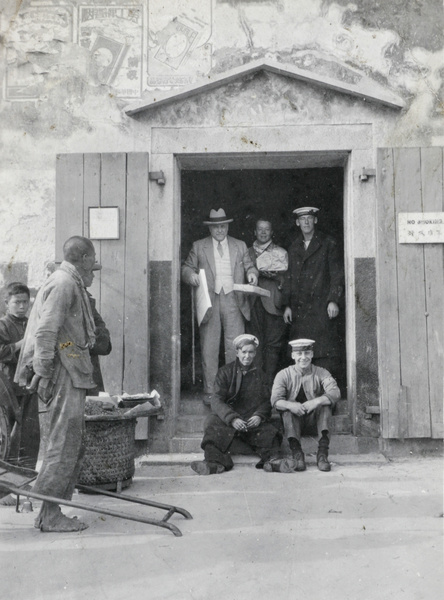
{"left": 271, "top": 338, "right": 341, "bottom": 471}
{"left": 182, "top": 208, "right": 259, "bottom": 400}
{"left": 282, "top": 206, "right": 344, "bottom": 382}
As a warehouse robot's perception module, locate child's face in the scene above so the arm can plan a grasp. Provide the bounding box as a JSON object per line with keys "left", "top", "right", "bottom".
{"left": 6, "top": 293, "right": 30, "bottom": 318}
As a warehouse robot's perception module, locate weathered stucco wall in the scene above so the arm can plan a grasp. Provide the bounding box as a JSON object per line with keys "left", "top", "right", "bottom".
{"left": 0, "top": 0, "right": 443, "bottom": 285}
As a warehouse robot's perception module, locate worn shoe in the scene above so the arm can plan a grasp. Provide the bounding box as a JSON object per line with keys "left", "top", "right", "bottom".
{"left": 191, "top": 461, "right": 224, "bottom": 475}
{"left": 317, "top": 453, "right": 331, "bottom": 472}
{"left": 293, "top": 451, "right": 307, "bottom": 472}
{"left": 263, "top": 458, "right": 296, "bottom": 473}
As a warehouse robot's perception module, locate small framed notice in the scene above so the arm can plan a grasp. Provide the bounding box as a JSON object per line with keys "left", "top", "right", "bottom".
{"left": 89, "top": 207, "right": 120, "bottom": 240}
{"left": 398, "top": 212, "right": 444, "bottom": 244}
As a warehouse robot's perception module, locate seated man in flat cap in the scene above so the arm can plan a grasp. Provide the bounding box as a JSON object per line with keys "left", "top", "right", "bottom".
{"left": 182, "top": 208, "right": 258, "bottom": 400}
{"left": 191, "top": 334, "right": 295, "bottom": 475}
{"left": 282, "top": 206, "right": 344, "bottom": 383}
{"left": 271, "top": 339, "right": 341, "bottom": 472}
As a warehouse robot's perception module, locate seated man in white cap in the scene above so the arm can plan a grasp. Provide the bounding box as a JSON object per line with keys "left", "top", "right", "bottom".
{"left": 282, "top": 206, "right": 344, "bottom": 383}
{"left": 182, "top": 208, "right": 258, "bottom": 400}
{"left": 271, "top": 339, "right": 341, "bottom": 472}
{"left": 191, "top": 334, "right": 295, "bottom": 475}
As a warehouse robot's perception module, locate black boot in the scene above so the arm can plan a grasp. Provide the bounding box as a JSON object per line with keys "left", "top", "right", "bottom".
{"left": 317, "top": 433, "right": 331, "bottom": 472}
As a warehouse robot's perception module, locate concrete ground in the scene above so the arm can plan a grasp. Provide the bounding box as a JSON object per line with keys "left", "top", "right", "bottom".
{"left": 1, "top": 453, "right": 442, "bottom": 600}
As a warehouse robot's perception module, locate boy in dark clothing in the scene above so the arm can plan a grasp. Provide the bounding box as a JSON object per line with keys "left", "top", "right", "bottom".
{"left": 0, "top": 282, "right": 40, "bottom": 505}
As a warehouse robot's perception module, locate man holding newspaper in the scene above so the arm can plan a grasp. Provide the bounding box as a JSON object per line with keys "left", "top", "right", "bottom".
{"left": 182, "top": 209, "right": 260, "bottom": 400}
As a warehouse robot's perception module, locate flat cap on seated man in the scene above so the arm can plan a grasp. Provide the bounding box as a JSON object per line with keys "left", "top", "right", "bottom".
{"left": 191, "top": 334, "right": 296, "bottom": 475}
{"left": 271, "top": 338, "right": 341, "bottom": 472}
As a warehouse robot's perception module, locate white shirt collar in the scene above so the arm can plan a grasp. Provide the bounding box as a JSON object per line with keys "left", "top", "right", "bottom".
{"left": 212, "top": 236, "right": 228, "bottom": 250}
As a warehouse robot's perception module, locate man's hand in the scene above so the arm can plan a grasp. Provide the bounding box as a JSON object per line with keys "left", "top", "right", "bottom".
{"left": 247, "top": 272, "right": 258, "bottom": 286}
{"left": 327, "top": 302, "right": 339, "bottom": 319}
{"left": 246, "top": 415, "right": 261, "bottom": 429}
{"left": 28, "top": 375, "right": 54, "bottom": 403}
{"left": 27, "top": 374, "right": 42, "bottom": 393}
{"left": 283, "top": 307, "right": 292, "bottom": 324}
{"left": 189, "top": 273, "right": 200, "bottom": 287}
{"left": 232, "top": 418, "right": 248, "bottom": 432}
{"left": 302, "top": 399, "right": 320, "bottom": 414}
{"left": 261, "top": 271, "right": 277, "bottom": 279}
{"left": 288, "top": 402, "right": 307, "bottom": 417}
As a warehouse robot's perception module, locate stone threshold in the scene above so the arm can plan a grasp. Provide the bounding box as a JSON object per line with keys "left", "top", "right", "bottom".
{"left": 136, "top": 452, "right": 388, "bottom": 467}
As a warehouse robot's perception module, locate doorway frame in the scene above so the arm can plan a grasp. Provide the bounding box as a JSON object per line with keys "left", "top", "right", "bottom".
{"left": 149, "top": 123, "right": 376, "bottom": 435}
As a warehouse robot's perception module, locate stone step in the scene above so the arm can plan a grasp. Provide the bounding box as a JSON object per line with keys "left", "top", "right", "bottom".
{"left": 169, "top": 433, "right": 379, "bottom": 455}
{"left": 175, "top": 412, "right": 352, "bottom": 435}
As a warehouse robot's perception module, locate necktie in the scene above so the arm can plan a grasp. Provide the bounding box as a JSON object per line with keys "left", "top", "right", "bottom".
{"left": 217, "top": 242, "right": 223, "bottom": 257}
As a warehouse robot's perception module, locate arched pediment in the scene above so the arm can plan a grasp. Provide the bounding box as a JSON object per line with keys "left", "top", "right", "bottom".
{"left": 125, "top": 58, "right": 404, "bottom": 116}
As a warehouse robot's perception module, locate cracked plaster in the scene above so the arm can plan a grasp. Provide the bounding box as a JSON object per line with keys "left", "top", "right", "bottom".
{"left": 0, "top": 0, "right": 443, "bottom": 284}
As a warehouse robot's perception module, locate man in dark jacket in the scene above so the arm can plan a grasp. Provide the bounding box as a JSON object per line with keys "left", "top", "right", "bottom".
{"left": 81, "top": 264, "right": 112, "bottom": 394}
{"left": 191, "top": 334, "right": 295, "bottom": 475}
{"left": 282, "top": 207, "right": 344, "bottom": 379}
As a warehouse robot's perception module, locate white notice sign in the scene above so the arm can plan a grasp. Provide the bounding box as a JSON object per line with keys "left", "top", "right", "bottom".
{"left": 89, "top": 207, "right": 120, "bottom": 239}
{"left": 398, "top": 213, "right": 444, "bottom": 244}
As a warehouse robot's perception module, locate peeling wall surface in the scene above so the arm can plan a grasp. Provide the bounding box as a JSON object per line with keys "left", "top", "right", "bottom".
{"left": 1, "top": 0, "right": 442, "bottom": 283}
{"left": 0, "top": 2, "right": 443, "bottom": 442}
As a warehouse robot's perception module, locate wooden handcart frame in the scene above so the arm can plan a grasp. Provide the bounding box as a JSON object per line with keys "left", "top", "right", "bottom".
{"left": 0, "top": 460, "right": 192, "bottom": 537}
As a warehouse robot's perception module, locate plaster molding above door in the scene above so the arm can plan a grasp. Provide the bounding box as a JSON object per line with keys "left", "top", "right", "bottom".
{"left": 125, "top": 58, "right": 405, "bottom": 116}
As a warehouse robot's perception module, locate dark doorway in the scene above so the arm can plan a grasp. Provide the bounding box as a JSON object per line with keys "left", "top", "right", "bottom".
{"left": 180, "top": 167, "right": 346, "bottom": 396}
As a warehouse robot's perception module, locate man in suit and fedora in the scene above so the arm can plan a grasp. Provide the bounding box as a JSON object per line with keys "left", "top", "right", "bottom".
{"left": 282, "top": 207, "right": 344, "bottom": 381}
{"left": 182, "top": 208, "right": 258, "bottom": 398}
{"left": 246, "top": 219, "right": 288, "bottom": 389}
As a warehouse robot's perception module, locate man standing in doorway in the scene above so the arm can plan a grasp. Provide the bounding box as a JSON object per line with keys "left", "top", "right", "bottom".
{"left": 247, "top": 219, "right": 288, "bottom": 390}
{"left": 182, "top": 209, "right": 258, "bottom": 399}
{"left": 15, "top": 235, "right": 98, "bottom": 532}
{"left": 282, "top": 207, "right": 344, "bottom": 380}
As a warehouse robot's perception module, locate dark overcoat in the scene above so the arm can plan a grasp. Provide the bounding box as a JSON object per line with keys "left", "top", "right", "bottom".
{"left": 281, "top": 230, "right": 344, "bottom": 359}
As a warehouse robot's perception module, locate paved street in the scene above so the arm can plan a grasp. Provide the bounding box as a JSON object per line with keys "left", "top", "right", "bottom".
{"left": 1, "top": 454, "right": 442, "bottom": 600}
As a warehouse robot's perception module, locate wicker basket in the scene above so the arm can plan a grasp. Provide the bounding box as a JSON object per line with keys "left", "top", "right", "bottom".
{"left": 78, "top": 414, "right": 137, "bottom": 491}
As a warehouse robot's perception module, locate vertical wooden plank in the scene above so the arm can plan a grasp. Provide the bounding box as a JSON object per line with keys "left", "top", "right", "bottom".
{"left": 394, "top": 148, "right": 431, "bottom": 438}
{"left": 123, "top": 153, "right": 150, "bottom": 393}
{"left": 376, "top": 148, "right": 401, "bottom": 438}
{"left": 421, "top": 147, "right": 444, "bottom": 438}
{"left": 83, "top": 154, "right": 102, "bottom": 306}
{"left": 99, "top": 153, "right": 127, "bottom": 394}
{"left": 55, "top": 154, "right": 84, "bottom": 261}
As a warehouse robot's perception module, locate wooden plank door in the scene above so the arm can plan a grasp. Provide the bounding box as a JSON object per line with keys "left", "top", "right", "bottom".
{"left": 56, "top": 153, "right": 150, "bottom": 395}
{"left": 377, "top": 147, "right": 443, "bottom": 439}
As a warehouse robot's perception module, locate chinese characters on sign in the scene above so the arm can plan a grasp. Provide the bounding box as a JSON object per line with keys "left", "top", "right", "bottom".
{"left": 79, "top": 5, "right": 144, "bottom": 98}
{"left": 398, "top": 213, "right": 444, "bottom": 244}
{"left": 147, "top": 0, "right": 212, "bottom": 88}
